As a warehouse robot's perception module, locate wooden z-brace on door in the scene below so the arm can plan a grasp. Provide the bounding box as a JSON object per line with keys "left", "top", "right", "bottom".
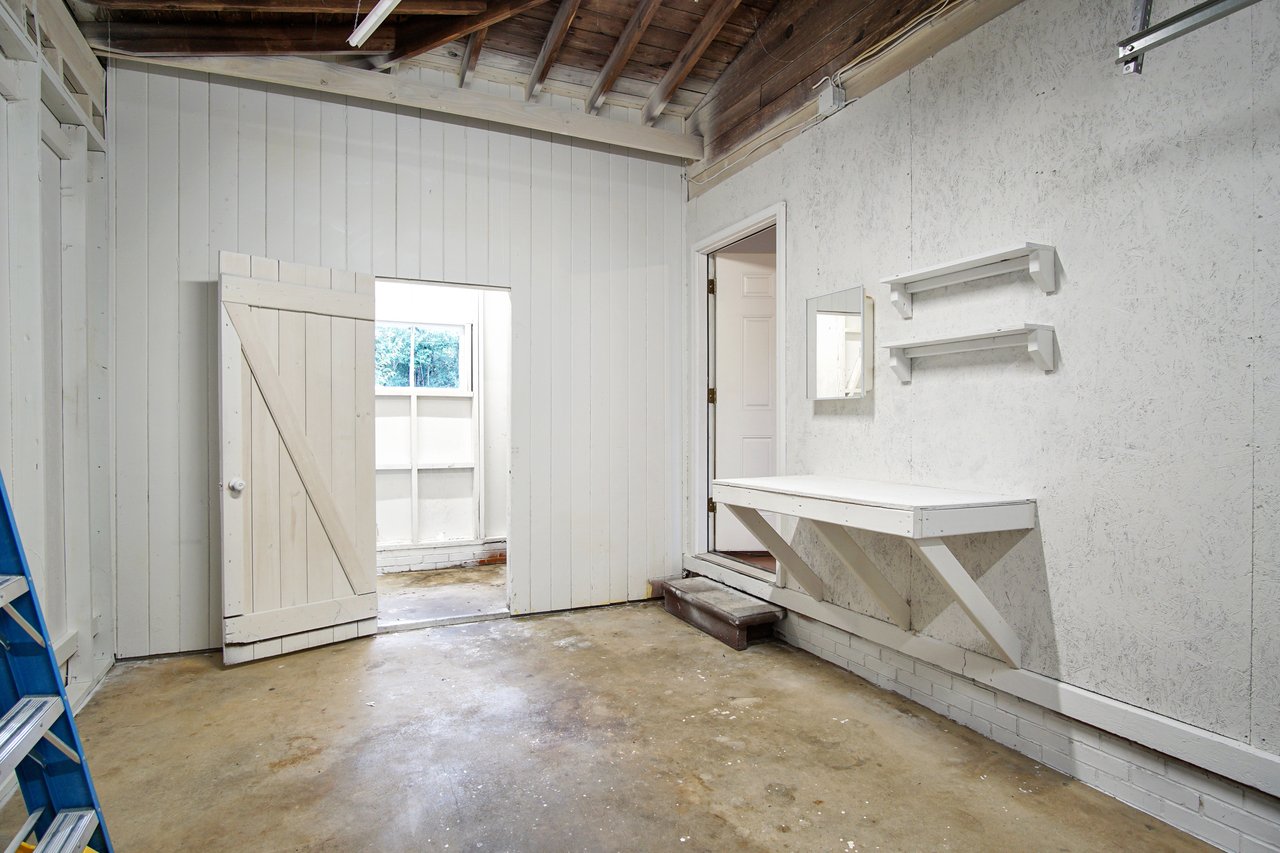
{"left": 218, "top": 251, "right": 377, "bottom": 664}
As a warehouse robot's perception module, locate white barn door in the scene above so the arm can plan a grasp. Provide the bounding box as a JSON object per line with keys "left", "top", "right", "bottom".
{"left": 218, "top": 252, "right": 377, "bottom": 664}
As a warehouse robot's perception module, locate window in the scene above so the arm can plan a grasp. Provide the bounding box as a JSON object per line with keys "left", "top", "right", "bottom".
{"left": 374, "top": 323, "right": 470, "bottom": 391}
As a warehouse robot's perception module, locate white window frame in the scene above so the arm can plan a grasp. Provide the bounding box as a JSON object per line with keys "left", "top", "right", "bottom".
{"left": 374, "top": 320, "right": 474, "bottom": 396}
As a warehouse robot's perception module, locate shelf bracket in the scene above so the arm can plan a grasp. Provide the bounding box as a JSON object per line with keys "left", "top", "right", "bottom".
{"left": 887, "top": 348, "right": 912, "bottom": 384}
{"left": 1026, "top": 326, "right": 1055, "bottom": 372}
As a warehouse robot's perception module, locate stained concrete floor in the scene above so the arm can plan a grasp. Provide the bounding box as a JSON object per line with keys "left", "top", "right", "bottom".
{"left": 4, "top": 603, "right": 1205, "bottom": 852}
{"left": 377, "top": 564, "right": 509, "bottom": 632}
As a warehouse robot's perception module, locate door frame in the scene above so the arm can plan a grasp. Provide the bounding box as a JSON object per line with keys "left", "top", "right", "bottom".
{"left": 687, "top": 203, "right": 787, "bottom": 562}
{"left": 371, "top": 276, "right": 514, "bottom": 602}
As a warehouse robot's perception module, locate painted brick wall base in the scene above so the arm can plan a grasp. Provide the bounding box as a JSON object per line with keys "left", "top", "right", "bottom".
{"left": 376, "top": 540, "right": 506, "bottom": 574}
{"left": 777, "top": 612, "right": 1280, "bottom": 852}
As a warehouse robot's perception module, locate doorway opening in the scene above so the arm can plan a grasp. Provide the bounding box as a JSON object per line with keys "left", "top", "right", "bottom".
{"left": 372, "top": 279, "right": 511, "bottom": 632}
{"left": 708, "top": 225, "right": 782, "bottom": 575}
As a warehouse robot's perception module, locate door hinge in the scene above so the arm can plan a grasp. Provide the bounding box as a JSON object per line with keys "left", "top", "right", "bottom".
{"left": 707, "top": 498, "right": 717, "bottom": 514}
{"left": 707, "top": 276, "right": 716, "bottom": 295}
{"left": 707, "top": 387, "right": 717, "bottom": 405}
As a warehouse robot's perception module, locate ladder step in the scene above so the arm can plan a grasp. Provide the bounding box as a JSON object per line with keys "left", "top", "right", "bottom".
{"left": 32, "top": 809, "right": 98, "bottom": 853}
{"left": 0, "top": 697, "right": 62, "bottom": 780}
{"left": 0, "top": 576, "right": 28, "bottom": 608}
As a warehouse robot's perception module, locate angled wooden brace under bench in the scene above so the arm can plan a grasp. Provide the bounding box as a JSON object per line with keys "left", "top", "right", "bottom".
{"left": 711, "top": 476, "right": 1037, "bottom": 668}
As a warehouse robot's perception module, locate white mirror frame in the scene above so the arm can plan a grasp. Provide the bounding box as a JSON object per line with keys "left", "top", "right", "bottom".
{"left": 806, "top": 288, "right": 874, "bottom": 400}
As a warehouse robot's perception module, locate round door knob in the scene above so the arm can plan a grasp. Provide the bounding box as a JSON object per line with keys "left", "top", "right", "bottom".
{"left": 228, "top": 478, "right": 246, "bottom": 494}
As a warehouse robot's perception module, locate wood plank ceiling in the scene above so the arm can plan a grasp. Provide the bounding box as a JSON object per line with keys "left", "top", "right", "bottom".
{"left": 75, "top": 0, "right": 778, "bottom": 124}
{"left": 73, "top": 0, "right": 1004, "bottom": 178}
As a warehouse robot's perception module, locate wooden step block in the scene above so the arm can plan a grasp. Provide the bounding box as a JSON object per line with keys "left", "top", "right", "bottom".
{"left": 654, "top": 575, "right": 784, "bottom": 650}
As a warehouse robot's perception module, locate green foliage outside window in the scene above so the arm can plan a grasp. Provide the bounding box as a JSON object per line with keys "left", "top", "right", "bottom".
{"left": 375, "top": 324, "right": 462, "bottom": 389}
{"left": 413, "top": 329, "right": 460, "bottom": 388}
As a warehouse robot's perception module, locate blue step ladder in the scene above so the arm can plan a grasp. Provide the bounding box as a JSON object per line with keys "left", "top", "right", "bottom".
{"left": 0, "top": 470, "right": 111, "bottom": 853}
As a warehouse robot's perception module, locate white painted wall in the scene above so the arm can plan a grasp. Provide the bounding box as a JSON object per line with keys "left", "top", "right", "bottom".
{"left": 109, "top": 62, "right": 684, "bottom": 656}
{"left": 481, "top": 289, "right": 511, "bottom": 541}
{"left": 0, "top": 60, "right": 114, "bottom": 707}
{"left": 686, "top": 0, "right": 1279, "bottom": 759}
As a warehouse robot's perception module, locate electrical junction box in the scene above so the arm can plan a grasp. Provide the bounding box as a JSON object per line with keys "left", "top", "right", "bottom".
{"left": 817, "top": 79, "right": 847, "bottom": 117}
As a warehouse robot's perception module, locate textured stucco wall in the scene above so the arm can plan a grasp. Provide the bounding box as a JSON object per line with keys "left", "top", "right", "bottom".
{"left": 687, "top": 0, "right": 1279, "bottom": 755}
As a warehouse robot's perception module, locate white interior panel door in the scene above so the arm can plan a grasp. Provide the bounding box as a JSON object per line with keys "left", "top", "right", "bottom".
{"left": 714, "top": 254, "right": 777, "bottom": 552}
{"left": 218, "top": 251, "right": 377, "bottom": 664}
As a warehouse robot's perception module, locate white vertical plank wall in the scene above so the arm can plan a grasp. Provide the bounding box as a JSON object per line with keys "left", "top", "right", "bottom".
{"left": 0, "top": 55, "right": 114, "bottom": 708}
{"left": 109, "top": 61, "right": 685, "bottom": 656}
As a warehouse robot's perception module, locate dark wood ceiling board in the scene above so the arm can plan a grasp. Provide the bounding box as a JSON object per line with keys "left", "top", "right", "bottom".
{"left": 687, "top": 0, "right": 832, "bottom": 130}
{"left": 641, "top": 0, "right": 741, "bottom": 124}
{"left": 92, "top": 34, "right": 393, "bottom": 54}
{"left": 387, "top": 0, "right": 553, "bottom": 64}
{"left": 81, "top": 20, "right": 379, "bottom": 39}
{"left": 83, "top": 0, "right": 487, "bottom": 12}
{"left": 585, "top": 0, "right": 661, "bottom": 113}
{"left": 557, "top": 26, "right": 735, "bottom": 78}
{"left": 682, "top": 0, "right": 768, "bottom": 79}
{"left": 569, "top": 4, "right": 763, "bottom": 62}
{"left": 693, "top": 0, "right": 945, "bottom": 161}
{"left": 524, "top": 0, "right": 583, "bottom": 99}
{"left": 758, "top": 1, "right": 941, "bottom": 108}
{"left": 458, "top": 26, "right": 488, "bottom": 84}
{"left": 411, "top": 44, "right": 705, "bottom": 111}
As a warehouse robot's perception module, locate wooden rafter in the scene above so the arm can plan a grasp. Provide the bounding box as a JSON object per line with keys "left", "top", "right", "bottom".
{"left": 641, "top": 0, "right": 740, "bottom": 125}
{"left": 585, "top": 0, "right": 661, "bottom": 114}
{"left": 523, "top": 0, "right": 581, "bottom": 101}
{"left": 382, "top": 0, "right": 551, "bottom": 66}
{"left": 81, "top": 23, "right": 396, "bottom": 55}
{"left": 81, "top": 0, "right": 485, "bottom": 12}
{"left": 458, "top": 27, "right": 488, "bottom": 85}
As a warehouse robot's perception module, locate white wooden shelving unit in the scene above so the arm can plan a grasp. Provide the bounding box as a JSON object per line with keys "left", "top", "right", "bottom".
{"left": 883, "top": 243, "right": 1056, "bottom": 319}
{"left": 883, "top": 324, "right": 1056, "bottom": 383}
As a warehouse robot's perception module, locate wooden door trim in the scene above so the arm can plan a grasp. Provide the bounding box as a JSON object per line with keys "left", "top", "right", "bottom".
{"left": 687, "top": 203, "right": 787, "bottom": 561}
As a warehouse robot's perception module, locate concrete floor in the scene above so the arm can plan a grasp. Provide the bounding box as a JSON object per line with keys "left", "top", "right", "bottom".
{"left": 5, "top": 603, "right": 1205, "bottom": 852}
{"left": 377, "top": 564, "right": 509, "bottom": 632}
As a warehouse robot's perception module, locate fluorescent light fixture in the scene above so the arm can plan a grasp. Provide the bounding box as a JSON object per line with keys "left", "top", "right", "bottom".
{"left": 348, "top": 0, "right": 404, "bottom": 48}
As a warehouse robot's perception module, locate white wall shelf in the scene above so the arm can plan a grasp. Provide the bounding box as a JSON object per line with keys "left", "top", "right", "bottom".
{"left": 883, "top": 243, "right": 1056, "bottom": 319}
{"left": 884, "top": 324, "right": 1056, "bottom": 383}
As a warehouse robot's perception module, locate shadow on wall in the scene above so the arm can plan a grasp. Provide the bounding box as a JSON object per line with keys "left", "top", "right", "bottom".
{"left": 790, "top": 521, "right": 1061, "bottom": 678}
{"left": 813, "top": 390, "right": 874, "bottom": 419}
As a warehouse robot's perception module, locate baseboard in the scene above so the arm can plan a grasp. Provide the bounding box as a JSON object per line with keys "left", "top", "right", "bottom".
{"left": 684, "top": 555, "right": 1280, "bottom": 806}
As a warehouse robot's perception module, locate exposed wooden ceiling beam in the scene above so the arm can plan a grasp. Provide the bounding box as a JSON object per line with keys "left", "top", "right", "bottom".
{"left": 641, "top": 0, "right": 740, "bottom": 125}
{"left": 523, "top": 0, "right": 580, "bottom": 101}
{"left": 457, "top": 27, "right": 487, "bottom": 85}
{"left": 101, "top": 54, "right": 703, "bottom": 160}
{"left": 585, "top": 0, "right": 661, "bottom": 114}
{"left": 381, "top": 0, "right": 550, "bottom": 66}
{"left": 81, "top": 0, "right": 485, "bottom": 12}
{"left": 81, "top": 23, "right": 396, "bottom": 55}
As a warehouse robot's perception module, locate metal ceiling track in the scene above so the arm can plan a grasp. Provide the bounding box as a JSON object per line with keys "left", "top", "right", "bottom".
{"left": 1117, "top": 0, "right": 1264, "bottom": 71}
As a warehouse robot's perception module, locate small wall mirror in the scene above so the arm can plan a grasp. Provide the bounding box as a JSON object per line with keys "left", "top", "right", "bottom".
{"left": 807, "top": 286, "right": 873, "bottom": 400}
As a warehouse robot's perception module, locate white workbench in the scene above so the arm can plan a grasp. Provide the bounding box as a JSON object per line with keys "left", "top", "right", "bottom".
{"left": 711, "top": 475, "right": 1037, "bottom": 668}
